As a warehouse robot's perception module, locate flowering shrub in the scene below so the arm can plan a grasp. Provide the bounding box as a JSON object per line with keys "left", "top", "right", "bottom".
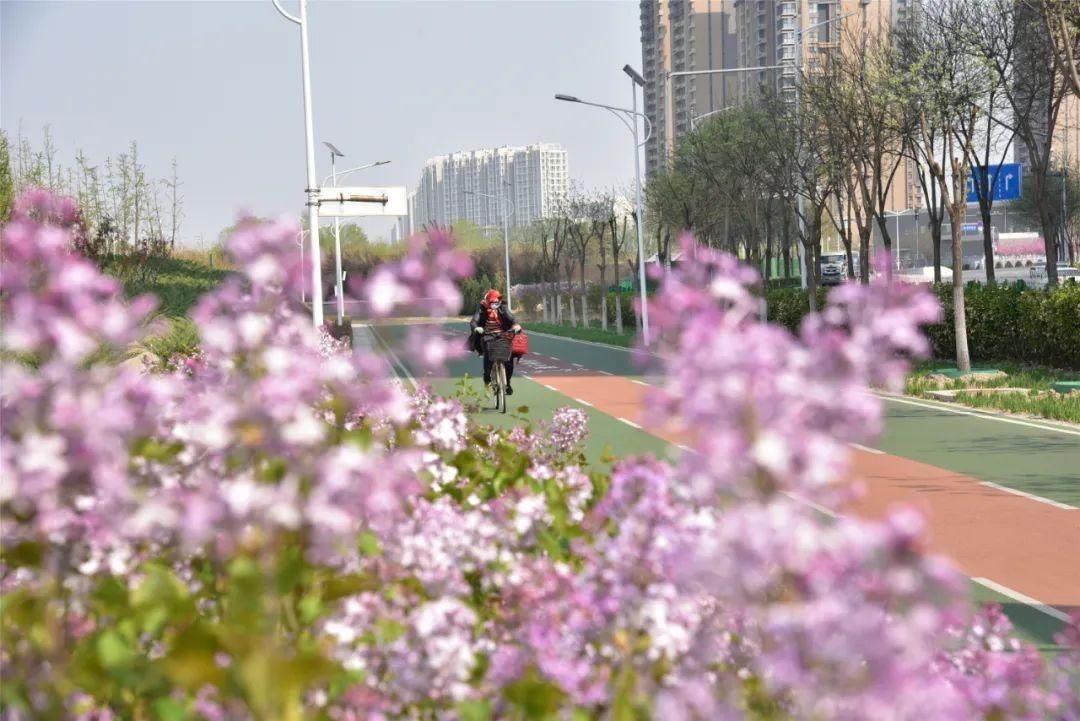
{"left": 2, "top": 193, "right": 1078, "bottom": 720}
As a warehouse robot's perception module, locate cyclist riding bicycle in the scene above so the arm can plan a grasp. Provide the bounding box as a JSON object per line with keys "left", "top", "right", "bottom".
{"left": 470, "top": 289, "right": 521, "bottom": 395}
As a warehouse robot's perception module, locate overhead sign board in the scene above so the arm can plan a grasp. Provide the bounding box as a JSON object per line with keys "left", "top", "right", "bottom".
{"left": 966, "top": 163, "right": 1022, "bottom": 204}
{"left": 318, "top": 186, "right": 407, "bottom": 217}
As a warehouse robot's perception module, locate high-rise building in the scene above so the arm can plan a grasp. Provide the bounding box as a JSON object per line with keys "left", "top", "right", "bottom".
{"left": 641, "top": 0, "right": 918, "bottom": 215}
{"left": 404, "top": 144, "right": 568, "bottom": 235}
{"left": 640, "top": 0, "right": 736, "bottom": 179}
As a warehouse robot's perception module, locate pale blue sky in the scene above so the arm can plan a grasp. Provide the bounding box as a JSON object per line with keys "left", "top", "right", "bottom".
{"left": 3, "top": 0, "right": 641, "bottom": 244}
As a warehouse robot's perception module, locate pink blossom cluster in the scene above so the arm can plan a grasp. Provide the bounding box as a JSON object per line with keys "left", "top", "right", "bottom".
{"left": 2, "top": 192, "right": 1078, "bottom": 720}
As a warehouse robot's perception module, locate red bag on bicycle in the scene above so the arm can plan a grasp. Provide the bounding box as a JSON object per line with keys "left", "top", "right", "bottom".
{"left": 511, "top": 332, "right": 529, "bottom": 358}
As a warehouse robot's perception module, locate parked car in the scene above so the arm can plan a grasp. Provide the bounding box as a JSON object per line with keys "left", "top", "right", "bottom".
{"left": 899, "top": 266, "right": 953, "bottom": 284}
{"left": 1030, "top": 263, "right": 1077, "bottom": 281}
{"left": 1056, "top": 265, "right": 1079, "bottom": 280}
{"left": 820, "top": 253, "right": 847, "bottom": 286}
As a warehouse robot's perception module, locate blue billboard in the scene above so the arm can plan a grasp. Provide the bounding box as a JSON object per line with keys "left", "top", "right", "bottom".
{"left": 966, "top": 163, "right": 1022, "bottom": 203}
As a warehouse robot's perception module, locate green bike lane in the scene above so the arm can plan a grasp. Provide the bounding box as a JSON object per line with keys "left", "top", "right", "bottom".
{"left": 439, "top": 320, "right": 1080, "bottom": 509}
{"left": 362, "top": 321, "right": 1077, "bottom": 650}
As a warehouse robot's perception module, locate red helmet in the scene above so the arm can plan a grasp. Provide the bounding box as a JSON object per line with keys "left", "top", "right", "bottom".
{"left": 484, "top": 289, "right": 502, "bottom": 304}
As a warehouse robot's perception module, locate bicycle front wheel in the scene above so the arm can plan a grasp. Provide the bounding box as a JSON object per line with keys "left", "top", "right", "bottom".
{"left": 495, "top": 362, "right": 507, "bottom": 414}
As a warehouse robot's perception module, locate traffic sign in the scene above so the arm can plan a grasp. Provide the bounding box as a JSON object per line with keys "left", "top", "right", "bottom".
{"left": 966, "top": 163, "right": 1022, "bottom": 204}
{"left": 318, "top": 186, "right": 407, "bottom": 217}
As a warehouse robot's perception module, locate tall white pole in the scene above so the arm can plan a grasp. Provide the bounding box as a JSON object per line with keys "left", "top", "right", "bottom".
{"left": 332, "top": 154, "right": 345, "bottom": 324}
{"left": 632, "top": 75, "right": 651, "bottom": 344}
{"left": 502, "top": 186, "right": 512, "bottom": 313}
{"left": 299, "top": 0, "right": 323, "bottom": 327}
{"left": 896, "top": 212, "right": 901, "bottom": 270}
{"left": 795, "top": 17, "right": 808, "bottom": 291}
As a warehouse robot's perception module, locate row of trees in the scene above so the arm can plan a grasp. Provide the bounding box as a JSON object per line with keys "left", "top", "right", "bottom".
{"left": 3, "top": 127, "right": 184, "bottom": 260}
{"left": 517, "top": 187, "right": 639, "bottom": 333}
{"left": 647, "top": 0, "right": 1080, "bottom": 371}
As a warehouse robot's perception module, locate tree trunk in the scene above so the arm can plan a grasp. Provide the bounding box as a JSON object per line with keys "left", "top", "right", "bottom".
{"left": 782, "top": 208, "right": 792, "bottom": 278}
{"left": 764, "top": 207, "right": 774, "bottom": 282}
{"left": 950, "top": 210, "right": 971, "bottom": 373}
{"left": 612, "top": 220, "right": 623, "bottom": 335}
{"left": 979, "top": 202, "right": 996, "bottom": 284}
{"left": 1033, "top": 172, "right": 1060, "bottom": 285}
{"left": 931, "top": 218, "right": 943, "bottom": 284}
{"left": 858, "top": 227, "right": 872, "bottom": 284}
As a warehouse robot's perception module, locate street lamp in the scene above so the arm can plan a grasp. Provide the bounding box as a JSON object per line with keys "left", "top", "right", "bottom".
{"left": 465, "top": 188, "right": 514, "bottom": 312}
{"left": 555, "top": 64, "right": 653, "bottom": 344}
{"left": 321, "top": 149, "right": 391, "bottom": 325}
{"left": 690, "top": 104, "right": 736, "bottom": 131}
{"left": 882, "top": 209, "right": 915, "bottom": 271}
{"left": 273, "top": 0, "right": 323, "bottom": 327}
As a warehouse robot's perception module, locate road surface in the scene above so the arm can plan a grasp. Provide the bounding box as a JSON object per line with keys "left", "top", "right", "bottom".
{"left": 364, "top": 320, "right": 1080, "bottom": 650}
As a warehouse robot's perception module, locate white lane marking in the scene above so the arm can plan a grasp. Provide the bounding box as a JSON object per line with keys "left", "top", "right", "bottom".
{"left": 571, "top": 363, "right": 584, "bottom": 368}
{"left": 677, "top": 444, "right": 692, "bottom": 452}
{"left": 542, "top": 384, "right": 558, "bottom": 392}
{"left": 631, "top": 379, "right": 649, "bottom": 387}
{"left": 597, "top": 370, "right": 613, "bottom": 376}
{"left": 978, "top": 481, "right": 1076, "bottom": 511}
{"left": 575, "top": 398, "right": 594, "bottom": 408}
{"left": 549, "top": 356, "right": 561, "bottom": 361}
{"left": 880, "top": 393, "right": 1080, "bottom": 437}
{"left": 524, "top": 329, "right": 638, "bottom": 353}
{"left": 782, "top": 491, "right": 839, "bottom": 519}
{"left": 851, "top": 443, "right": 885, "bottom": 455}
{"left": 619, "top": 397, "right": 1071, "bottom": 621}
{"left": 367, "top": 326, "right": 416, "bottom": 390}
{"left": 619, "top": 417, "right": 642, "bottom": 429}
{"left": 972, "top": 577, "right": 1071, "bottom": 624}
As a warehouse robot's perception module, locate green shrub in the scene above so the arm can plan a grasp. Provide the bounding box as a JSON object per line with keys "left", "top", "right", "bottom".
{"left": 140, "top": 318, "right": 201, "bottom": 363}
{"left": 459, "top": 274, "right": 499, "bottom": 315}
{"left": 764, "top": 287, "right": 826, "bottom": 333}
{"left": 767, "top": 282, "right": 1080, "bottom": 369}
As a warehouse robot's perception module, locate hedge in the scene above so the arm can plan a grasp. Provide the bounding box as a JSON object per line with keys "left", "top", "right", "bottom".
{"left": 765, "top": 282, "right": 1080, "bottom": 370}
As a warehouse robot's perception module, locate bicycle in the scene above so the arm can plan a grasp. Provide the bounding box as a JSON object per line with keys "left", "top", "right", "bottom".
{"left": 483, "top": 330, "right": 517, "bottom": 414}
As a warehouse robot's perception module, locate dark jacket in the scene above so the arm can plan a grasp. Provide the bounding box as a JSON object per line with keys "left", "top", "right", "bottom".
{"left": 468, "top": 302, "right": 517, "bottom": 355}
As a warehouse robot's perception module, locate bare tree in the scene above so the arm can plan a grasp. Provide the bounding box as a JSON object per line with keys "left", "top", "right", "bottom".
{"left": 1035, "top": 0, "right": 1080, "bottom": 97}
{"left": 609, "top": 206, "right": 630, "bottom": 334}
{"left": 593, "top": 191, "right": 615, "bottom": 331}
{"left": 166, "top": 158, "right": 184, "bottom": 250}
{"left": 985, "top": 1, "right": 1071, "bottom": 285}
{"left": 901, "top": 0, "right": 989, "bottom": 372}
{"left": 566, "top": 188, "right": 600, "bottom": 327}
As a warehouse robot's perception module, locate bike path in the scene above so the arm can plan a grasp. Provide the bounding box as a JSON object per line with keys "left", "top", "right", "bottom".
{"left": 448, "top": 322, "right": 1080, "bottom": 509}
{"left": 365, "top": 321, "right": 1075, "bottom": 649}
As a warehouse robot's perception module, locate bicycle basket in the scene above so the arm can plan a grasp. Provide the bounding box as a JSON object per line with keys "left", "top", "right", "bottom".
{"left": 511, "top": 332, "right": 529, "bottom": 357}
{"left": 486, "top": 335, "right": 514, "bottom": 363}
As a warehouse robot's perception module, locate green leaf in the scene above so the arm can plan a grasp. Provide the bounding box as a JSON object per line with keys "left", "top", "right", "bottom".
{"left": 298, "top": 594, "right": 323, "bottom": 624}
{"left": 504, "top": 670, "right": 566, "bottom": 719}
{"left": 163, "top": 624, "right": 226, "bottom": 690}
{"left": 276, "top": 544, "right": 307, "bottom": 594}
{"left": 153, "top": 696, "right": 191, "bottom": 721}
{"left": 358, "top": 531, "right": 381, "bottom": 557}
{"left": 96, "top": 629, "right": 135, "bottom": 670}
{"left": 323, "top": 572, "right": 379, "bottom": 601}
{"left": 375, "top": 618, "right": 406, "bottom": 644}
{"left": 132, "top": 437, "right": 184, "bottom": 462}
{"left": 1, "top": 540, "right": 43, "bottom": 568}
{"left": 457, "top": 699, "right": 492, "bottom": 721}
